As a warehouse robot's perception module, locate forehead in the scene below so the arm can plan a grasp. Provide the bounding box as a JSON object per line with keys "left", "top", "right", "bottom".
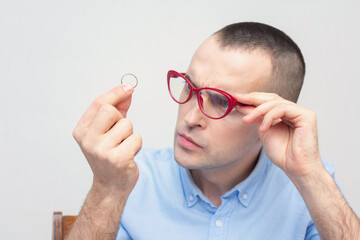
{"left": 186, "top": 36, "right": 273, "bottom": 94}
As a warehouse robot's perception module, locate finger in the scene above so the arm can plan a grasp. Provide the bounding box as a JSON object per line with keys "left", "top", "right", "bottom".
{"left": 77, "top": 84, "right": 134, "bottom": 129}
{"left": 102, "top": 118, "right": 133, "bottom": 148}
{"left": 242, "top": 99, "right": 293, "bottom": 123}
{"left": 89, "top": 104, "right": 122, "bottom": 134}
{"left": 236, "top": 92, "right": 282, "bottom": 107}
{"left": 113, "top": 133, "right": 143, "bottom": 162}
{"left": 259, "top": 104, "right": 303, "bottom": 131}
{"left": 236, "top": 105, "right": 256, "bottom": 115}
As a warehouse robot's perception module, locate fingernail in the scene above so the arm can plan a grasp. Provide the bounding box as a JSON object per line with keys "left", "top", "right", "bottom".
{"left": 123, "top": 84, "right": 133, "bottom": 92}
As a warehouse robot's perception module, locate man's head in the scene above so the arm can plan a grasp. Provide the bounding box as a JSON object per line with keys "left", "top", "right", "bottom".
{"left": 173, "top": 22, "right": 305, "bottom": 172}
{"left": 215, "top": 22, "right": 305, "bottom": 102}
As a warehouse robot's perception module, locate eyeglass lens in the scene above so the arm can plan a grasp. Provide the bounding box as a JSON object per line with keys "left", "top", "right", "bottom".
{"left": 168, "top": 73, "right": 230, "bottom": 118}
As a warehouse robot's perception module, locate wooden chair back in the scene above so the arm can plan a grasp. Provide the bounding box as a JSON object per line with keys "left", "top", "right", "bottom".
{"left": 52, "top": 211, "right": 77, "bottom": 240}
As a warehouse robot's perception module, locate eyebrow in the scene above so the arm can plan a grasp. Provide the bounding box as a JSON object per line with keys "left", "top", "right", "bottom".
{"left": 184, "top": 74, "right": 199, "bottom": 89}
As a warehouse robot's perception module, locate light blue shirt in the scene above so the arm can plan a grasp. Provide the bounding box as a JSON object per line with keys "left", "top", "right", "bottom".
{"left": 116, "top": 148, "right": 335, "bottom": 240}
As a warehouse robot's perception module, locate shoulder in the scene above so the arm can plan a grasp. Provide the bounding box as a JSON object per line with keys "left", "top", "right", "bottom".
{"left": 122, "top": 147, "right": 183, "bottom": 217}
{"left": 131, "top": 147, "right": 182, "bottom": 194}
{"left": 134, "top": 148, "right": 177, "bottom": 179}
{"left": 135, "top": 147, "right": 174, "bottom": 164}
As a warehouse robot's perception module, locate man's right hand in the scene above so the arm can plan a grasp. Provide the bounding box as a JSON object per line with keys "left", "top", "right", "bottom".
{"left": 66, "top": 84, "right": 142, "bottom": 240}
{"left": 73, "top": 84, "right": 142, "bottom": 195}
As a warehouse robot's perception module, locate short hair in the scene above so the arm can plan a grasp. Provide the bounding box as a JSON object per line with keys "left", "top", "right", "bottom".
{"left": 215, "top": 22, "right": 305, "bottom": 102}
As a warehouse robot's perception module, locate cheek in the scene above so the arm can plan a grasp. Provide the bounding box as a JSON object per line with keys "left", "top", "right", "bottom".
{"left": 209, "top": 119, "right": 259, "bottom": 150}
{"left": 175, "top": 99, "right": 197, "bottom": 123}
{"left": 176, "top": 105, "right": 186, "bottom": 123}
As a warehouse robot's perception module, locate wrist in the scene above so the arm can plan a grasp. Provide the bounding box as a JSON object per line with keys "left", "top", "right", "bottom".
{"left": 87, "top": 182, "right": 131, "bottom": 208}
{"left": 285, "top": 154, "right": 324, "bottom": 181}
{"left": 289, "top": 163, "right": 330, "bottom": 191}
{"left": 68, "top": 179, "right": 131, "bottom": 240}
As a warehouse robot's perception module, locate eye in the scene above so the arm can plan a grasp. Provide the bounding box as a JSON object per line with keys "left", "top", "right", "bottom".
{"left": 210, "top": 93, "right": 229, "bottom": 108}
{"left": 185, "top": 81, "right": 191, "bottom": 91}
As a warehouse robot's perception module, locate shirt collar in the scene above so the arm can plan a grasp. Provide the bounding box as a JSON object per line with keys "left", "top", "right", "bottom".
{"left": 179, "top": 165, "right": 203, "bottom": 207}
{"left": 232, "top": 149, "right": 270, "bottom": 207}
{"left": 179, "top": 148, "right": 270, "bottom": 208}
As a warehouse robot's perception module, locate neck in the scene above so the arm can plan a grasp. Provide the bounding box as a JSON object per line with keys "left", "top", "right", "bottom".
{"left": 191, "top": 146, "right": 261, "bottom": 207}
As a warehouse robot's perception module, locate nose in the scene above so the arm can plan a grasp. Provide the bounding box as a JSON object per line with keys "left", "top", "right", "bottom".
{"left": 183, "top": 96, "right": 207, "bottom": 128}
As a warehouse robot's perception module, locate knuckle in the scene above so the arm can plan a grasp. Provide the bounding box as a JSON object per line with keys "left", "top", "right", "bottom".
{"left": 127, "top": 160, "right": 138, "bottom": 170}
{"left": 283, "top": 99, "right": 294, "bottom": 105}
{"left": 248, "top": 92, "right": 259, "bottom": 98}
{"left": 100, "top": 104, "right": 115, "bottom": 113}
{"left": 91, "top": 99, "right": 104, "bottom": 110}
{"left": 104, "top": 152, "right": 117, "bottom": 165}
{"left": 113, "top": 87, "right": 125, "bottom": 99}
{"left": 278, "top": 102, "right": 289, "bottom": 108}
{"left": 107, "top": 150, "right": 119, "bottom": 162}
{"left": 72, "top": 128, "right": 81, "bottom": 142}
{"left": 262, "top": 114, "right": 270, "bottom": 122}
{"left": 81, "top": 138, "right": 93, "bottom": 152}
{"left": 100, "top": 104, "right": 122, "bottom": 121}
{"left": 309, "top": 110, "right": 317, "bottom": 119}
{"left": 133, "top": 133, "right": 143, "bottom": 147}
{"left": 133, "top": 134, "right": 143, "bottom": 155}
{"left": 126, "top": 134, "right": 143, "bottom": 158}
{"left": 120, "top": 118, "right": 133, "bottom": 132}
{"left": 80, "top": 132, "right": 96, "bottom": 151}
{"left": 110, "top": 152, "right": 128, "bottom": 168}
{"left": 94, "top": 142, "right": 107, "bottom": 159}
{"left": 264, "top": 112, "right": 275, "bottom": 121}
{"left": 270, "top": 93, "right": 280, "bottom": 99}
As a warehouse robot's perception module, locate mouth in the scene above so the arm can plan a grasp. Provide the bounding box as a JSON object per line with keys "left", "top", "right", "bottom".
{"left": 177, "top": 133, "right": 203, "bottom": 149}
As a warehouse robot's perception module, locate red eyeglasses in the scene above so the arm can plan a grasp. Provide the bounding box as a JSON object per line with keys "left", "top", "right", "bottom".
{"left": 167, "top": 70, "right": 245, "bottom": 120}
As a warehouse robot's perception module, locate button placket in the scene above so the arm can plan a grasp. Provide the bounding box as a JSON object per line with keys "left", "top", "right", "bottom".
{"left": 243, "top": 193, "right": 248, "bottom": 200}
{"left": 208, "top": 196, "right": 237, "bottom": 240}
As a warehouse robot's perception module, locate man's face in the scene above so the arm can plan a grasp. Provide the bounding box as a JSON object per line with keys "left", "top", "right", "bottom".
{"left": 173, "top": 36, "right": 273, "bottom": 170}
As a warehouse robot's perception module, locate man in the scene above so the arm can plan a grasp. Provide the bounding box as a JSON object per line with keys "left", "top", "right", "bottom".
{"left": 67, "top": 22, "right": 360, "bottom": 239}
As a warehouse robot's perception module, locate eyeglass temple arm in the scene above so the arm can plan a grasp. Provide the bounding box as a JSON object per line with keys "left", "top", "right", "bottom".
{"left": 236, "top": 101, "right": 251, "bottom": 107}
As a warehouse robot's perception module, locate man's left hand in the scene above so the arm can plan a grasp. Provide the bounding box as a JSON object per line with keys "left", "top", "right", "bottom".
{"left": 236, "top": 92, "right": 324, "bottom": 180}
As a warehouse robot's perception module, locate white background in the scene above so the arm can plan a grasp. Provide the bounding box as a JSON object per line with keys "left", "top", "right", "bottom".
{"left": 1, "top": 0, "right": 359, "bottom": 239}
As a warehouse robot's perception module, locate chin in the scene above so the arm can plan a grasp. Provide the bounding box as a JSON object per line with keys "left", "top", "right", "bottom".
{"left": 173, "top": 146, "right": 217, "bottom": 170}
{"left": 174, "top": 144, "right": 199, "bottom": 169}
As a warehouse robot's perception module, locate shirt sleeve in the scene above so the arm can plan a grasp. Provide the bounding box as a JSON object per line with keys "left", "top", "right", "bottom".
{"left": 305, "top": 221, "right": 321, "bottom": 240}
{"left": 116, "top": 222, "right": 132, "bottom": 240}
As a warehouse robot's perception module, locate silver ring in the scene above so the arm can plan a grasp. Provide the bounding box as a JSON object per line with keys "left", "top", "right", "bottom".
{"left": 121, "top": 73, "right": 138, "bottom": 88}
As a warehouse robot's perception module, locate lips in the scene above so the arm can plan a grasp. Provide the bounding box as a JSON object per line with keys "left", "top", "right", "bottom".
{"left": 177, "top": 133, "right": 203, "bottom": 149}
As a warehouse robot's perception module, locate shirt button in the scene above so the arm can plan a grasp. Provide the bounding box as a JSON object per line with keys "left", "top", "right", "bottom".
{"left": 215, "top": 220, "right": 222, "bottom": 227}
{"left": 189, "top": 195, "right": 194, "bottom": 201}
{"left": 243, "top": 193, "right": 248, "bottom": 200}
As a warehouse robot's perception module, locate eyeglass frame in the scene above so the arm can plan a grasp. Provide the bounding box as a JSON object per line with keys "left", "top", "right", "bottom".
{"left": 167, "top": 70, "right": 246, "bottom": 120}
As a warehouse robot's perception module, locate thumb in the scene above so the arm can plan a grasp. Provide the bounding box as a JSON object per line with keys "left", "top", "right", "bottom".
{"left": 115, "top": 84, "right": 134, "bottom": 118}
{"left": 75, "top": 84, "right": 135, "bottom": 128}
